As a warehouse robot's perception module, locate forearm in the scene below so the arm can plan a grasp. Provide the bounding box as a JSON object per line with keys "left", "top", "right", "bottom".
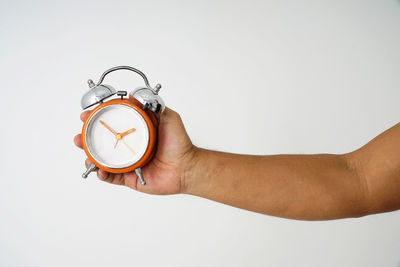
{"left": 183, "top": 149, "right": 369, "bottom": 220}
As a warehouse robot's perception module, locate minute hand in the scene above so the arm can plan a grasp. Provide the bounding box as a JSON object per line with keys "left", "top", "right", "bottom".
{"left": 99, "top": 120, "right": 118, "bottom": 136}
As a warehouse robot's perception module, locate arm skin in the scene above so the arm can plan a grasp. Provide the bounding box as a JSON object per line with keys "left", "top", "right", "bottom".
{"left": 74, "top": 108, "right": 400, "bottom": 220}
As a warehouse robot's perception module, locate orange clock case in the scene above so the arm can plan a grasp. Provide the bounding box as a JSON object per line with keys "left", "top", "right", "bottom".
{"left": 81, "top": 98, "right": 158, "bottom": 174}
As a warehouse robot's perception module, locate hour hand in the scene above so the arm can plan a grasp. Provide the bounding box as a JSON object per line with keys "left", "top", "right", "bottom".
{"left": 120, "top": 128, "right": 136, "bottom": 138}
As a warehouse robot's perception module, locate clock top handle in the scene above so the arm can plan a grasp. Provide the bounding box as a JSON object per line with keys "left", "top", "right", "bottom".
{"left": 95, "top": 66, "right": 151, "bottom": 89}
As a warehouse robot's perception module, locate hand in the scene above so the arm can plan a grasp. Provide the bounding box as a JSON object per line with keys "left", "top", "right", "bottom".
{"left": 74, "top": 107, "right": 198, "bottom": 195}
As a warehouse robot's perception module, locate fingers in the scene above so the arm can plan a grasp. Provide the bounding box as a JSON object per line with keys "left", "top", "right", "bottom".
{"left": 84, "top": 158, "right": 124, "bottom": 186}
{"left": 85, "top": 158, "right": 91, "bottom": 168}
{"left": 98, "top": 171, "right": 125, "bottom": 186}
{"left": 74, "top": 134, "right": 82, "bottom": 148}
{"left": 160, "top": 107, "right": 181, "bottom": 123}
{"left": 97, "top": 168, "right": 109, "bottom": 180}
{"left": 161, "top": 106, "right": 172, "bottom": 119}
{"left": 123, "top": 171, "right": 139, "bottom": 190}
{"left": 75, "top": 110, "right": 91, "bottom": 147}
{"left": 80, "top": 110, "right": 91, "bottom": 122}
{"left": 84, "top": 158, "right": 112, "bottom": 182}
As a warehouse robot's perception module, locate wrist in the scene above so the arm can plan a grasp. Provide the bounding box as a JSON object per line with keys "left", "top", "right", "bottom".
{"left": 180, "top": 146, "right": 206, "bottom": 194}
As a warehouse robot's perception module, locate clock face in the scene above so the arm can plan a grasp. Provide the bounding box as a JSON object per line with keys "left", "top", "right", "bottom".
{"left": 85, "top": 104, "right": 150, "bottom": 169}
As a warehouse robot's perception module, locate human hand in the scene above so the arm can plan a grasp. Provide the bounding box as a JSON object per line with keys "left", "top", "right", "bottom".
{"left": 74, "top": 107, "right": 197, "bottom": 195}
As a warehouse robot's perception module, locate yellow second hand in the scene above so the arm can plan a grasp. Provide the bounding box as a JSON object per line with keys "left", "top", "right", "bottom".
{"left": 121, "top": 139, "right": 135, "bottom": 155}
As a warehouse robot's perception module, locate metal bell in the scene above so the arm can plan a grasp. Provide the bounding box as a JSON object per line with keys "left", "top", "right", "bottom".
{"left": 81, "top": 81, "right": 116, "bottom": 109}
{"left": 130, "top": 86, "right": 165, "bottom": 113}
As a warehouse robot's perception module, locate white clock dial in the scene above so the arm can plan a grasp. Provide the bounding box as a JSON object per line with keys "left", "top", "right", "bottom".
{"left": 85, "top": 104, "right": 150, "bottom": 169}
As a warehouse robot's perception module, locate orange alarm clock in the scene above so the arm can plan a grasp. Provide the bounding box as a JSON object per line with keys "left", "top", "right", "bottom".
{"left": 80, "top": 66, "right": 165, "bottom": 185}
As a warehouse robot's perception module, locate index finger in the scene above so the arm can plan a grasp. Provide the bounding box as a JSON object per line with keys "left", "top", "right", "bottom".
{"left": 80, "top": 110, "right": 92, "bottom": 122}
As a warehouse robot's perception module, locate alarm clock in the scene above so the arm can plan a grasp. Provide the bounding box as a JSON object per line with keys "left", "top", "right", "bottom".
{"left": 80, "top": 66, "right": 165, "bottom": 185}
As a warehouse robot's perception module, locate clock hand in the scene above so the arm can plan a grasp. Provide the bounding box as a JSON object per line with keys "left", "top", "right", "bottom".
{"left": 121, "top": 139, "right": 135, "bottom": 155}
{"left": 120, "top": 128, "right": 136, "bottom": 138}
{"left": 100, "top": 120, "right": 124, "bottom": 149}
{"left": 114, "top": 128, "right": 136, "bottom": 148}
{"left": 114, "top": 139, "right": 119, "bottom": 149}
{"left": 99, "top": 120, "right": 118, "bottom": 136}
{"left": 99, "top": 121, "right": 135, "bottom": 152}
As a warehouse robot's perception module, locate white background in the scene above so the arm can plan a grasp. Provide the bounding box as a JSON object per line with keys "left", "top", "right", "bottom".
{"left": 1, "top": 0, "right": 399, "bottom": 266}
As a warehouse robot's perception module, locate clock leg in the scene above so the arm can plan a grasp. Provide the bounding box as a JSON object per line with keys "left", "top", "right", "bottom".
{"left": 135, "top": 168, "right": 146, "bottom": 186}
{"left": 82, "top": 163, "right": 97, "bottom": 178}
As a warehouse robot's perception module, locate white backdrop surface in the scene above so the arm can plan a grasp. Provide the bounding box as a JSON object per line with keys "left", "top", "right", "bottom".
{"left": 0, "top": 0, "right": 399, "bottom": 266}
